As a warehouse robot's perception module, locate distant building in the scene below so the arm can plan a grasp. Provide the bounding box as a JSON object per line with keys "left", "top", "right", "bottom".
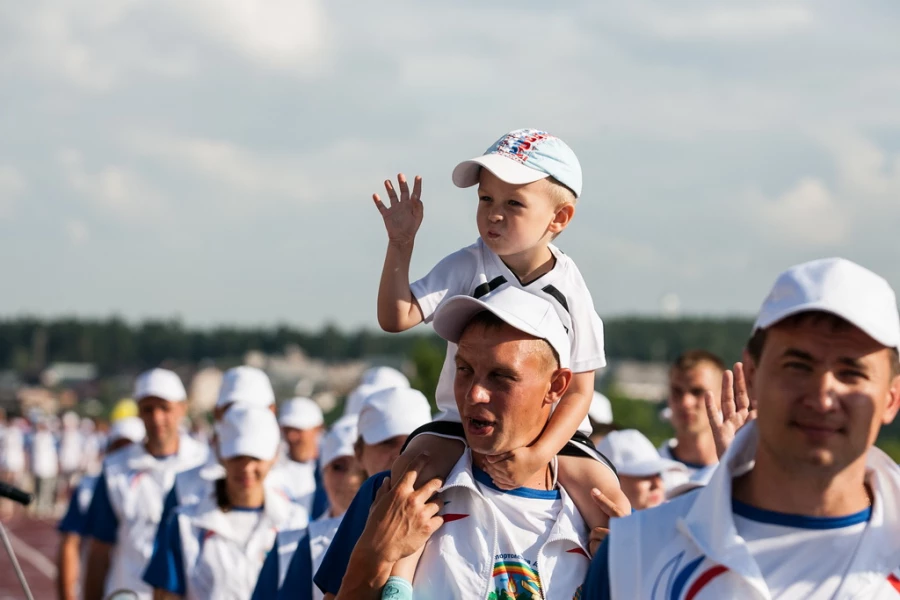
{"left": 606, "top": 360, "right": 670, "bottom": 402}
{"left": 40, "top": 362, "right": 98, "bottom": 388}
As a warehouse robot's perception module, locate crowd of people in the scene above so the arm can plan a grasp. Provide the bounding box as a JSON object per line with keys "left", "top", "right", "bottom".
{"left": 2, "top": 128, "right": 899, "bottom": 599}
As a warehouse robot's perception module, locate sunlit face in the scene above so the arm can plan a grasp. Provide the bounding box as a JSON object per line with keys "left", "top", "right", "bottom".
{"left": 668, "top": 364, "right": 721, "bottom": 436}
{"left": 358, "top": 435, "right": 407, "bottom": 475}
{"left": 223, "top": 455, "right": 274, "bottom": 491}
{"left": 476, "top": 170, "right": 565, "bottom": 258}
{"left": 282, "top": 426, "right": 322, "bottom": 463}
{"left": 322, "top": 455, "right": 366, "bottom": 516}
{"left": 137, "top": 397, "right": 185, "bottom": 448}
{"left": 745, "top": 318, "right": 900, "bottom": 475}
{"left": 454, "top": 322, "right": 562, "bottom": 456}
{"left": 619, "top": 474, "right": 665, "bottom": 511}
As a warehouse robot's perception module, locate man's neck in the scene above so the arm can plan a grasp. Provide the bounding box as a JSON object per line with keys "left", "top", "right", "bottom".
{"left": 673, "top": 431, "right": 719, "bottom": 467}
{"left": 733, "top": 447, "right": 871, "bottom": 517}
{"left": 499, "top": 245, "right": 555, "bottom": 285}
{"left": 145, "top": 436, "right": 179, "bottom": 459}
{"left": 472, "top": 451, "right": 553, "bottom": 491}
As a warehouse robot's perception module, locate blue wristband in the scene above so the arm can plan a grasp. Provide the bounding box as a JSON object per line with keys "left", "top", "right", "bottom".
{"left": 382, "top": 576, "right": 413, "bottom": 600}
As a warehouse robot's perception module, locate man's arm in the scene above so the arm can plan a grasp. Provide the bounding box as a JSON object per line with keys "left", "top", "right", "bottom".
{"left": 374, "top": 174, "right": 425, "bottom": 332}
{"left": 83, "top": 539, "right": 112, "bottom": 600}
{"left": 56, "top": 533, "right": 81, "bottom": 600}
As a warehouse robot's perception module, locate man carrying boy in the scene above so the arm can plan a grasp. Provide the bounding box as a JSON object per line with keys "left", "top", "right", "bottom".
{"left": 373, "top": 129, "right": 626, "bottom": 573}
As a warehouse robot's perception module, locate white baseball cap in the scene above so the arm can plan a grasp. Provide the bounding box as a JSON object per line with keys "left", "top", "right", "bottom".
{"left": 432, "top": 287, "right": 571, "bottom": 369}
{"left": 320, "top": 415, "right": 359, "bottom": 469}
{"left": 360, "top": 366, "right": 410, "bottom": 390}
{"left": 358, "top": 387, "right": 432, "bottom": 445}
{"left": 216, "top": 366, "right": 275, "bottom": 408}
{"left": 588, "top": 391, "right": 613, "bottom": 425}
{"left": 596, "top": 429, "right": 687, "bottom": 478}
{"left": 279, "top": 397, "right": 325, "bottom": 430}
{"left": 216, "top": 405, "right": 281, "bottom": 461}
{"left": 108, "top": 416, "right": 146, "bottom": 444}
{"left": 134, "top": 369, "right": 187, "bottom": 403}
{"left": 753, "top": 257, "right": 900, "bottom": 351}
{"left": 452, "top": 128, "right": 583, "bottom": 198}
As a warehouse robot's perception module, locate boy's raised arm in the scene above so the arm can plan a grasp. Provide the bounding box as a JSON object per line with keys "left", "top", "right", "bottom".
{"left": 374, "top": 174, "right": 425, "bottom": 332}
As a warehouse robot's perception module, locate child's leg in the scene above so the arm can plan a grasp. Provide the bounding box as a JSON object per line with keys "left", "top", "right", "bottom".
{"left": 558, "top": 455, "right": 631, "bottom": 555}
{"left": 388, "top": 433, "right": 466, "bottom": 582}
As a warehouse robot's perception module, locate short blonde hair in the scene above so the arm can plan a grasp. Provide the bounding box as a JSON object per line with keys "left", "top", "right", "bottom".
{"left": 546, "top": 176, "right": 577, "bottom": 208}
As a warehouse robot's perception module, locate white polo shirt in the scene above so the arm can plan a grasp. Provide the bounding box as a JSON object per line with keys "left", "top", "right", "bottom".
{"left": 411, "top": 238, "right": 606, "bottom": 426}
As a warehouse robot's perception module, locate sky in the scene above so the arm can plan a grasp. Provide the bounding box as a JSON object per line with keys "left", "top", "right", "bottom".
{"left": 1, "top": 0, "right": 899, "bottom": 329}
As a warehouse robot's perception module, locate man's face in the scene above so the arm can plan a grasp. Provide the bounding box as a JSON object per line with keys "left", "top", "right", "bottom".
{"left": 668, "top": 364, "right": 721, "bottom": 436}
{"left": 282, "top": 426, "right": 322, "bottom": 462}
{"left": 223, "top": 455, "right": 274, "bottom": 490}
{"left": 476, "top": 170, "right": 562, "bottom": 258}
{"left": 619, "top": 474, "right": 665, "bottom": 511}
{"left": 745, "top": 319, "right": 900, "bottom": 474}
{"left": 322, "top": 455, "right": 366, "bottom": 516}
{"left": 454, "top": 322, "right": 563, "bottom": 456}
{"left": 137, "top": 397, "right": 184, "bottom": 447}
{"left": 359, "top": 435, "right": 407, "bottom": 475}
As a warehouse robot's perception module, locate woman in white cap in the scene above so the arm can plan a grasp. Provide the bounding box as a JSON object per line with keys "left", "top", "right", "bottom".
{"left": 251, "top": 415, "right": 365, "bottom": 600}
{"left": 144, "top": 405, "right": 308, "bottom": 600}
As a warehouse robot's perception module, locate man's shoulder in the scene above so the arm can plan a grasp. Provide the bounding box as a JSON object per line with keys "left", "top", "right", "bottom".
{"left": 103, "top": 443, "right": 143, "bottom": 472}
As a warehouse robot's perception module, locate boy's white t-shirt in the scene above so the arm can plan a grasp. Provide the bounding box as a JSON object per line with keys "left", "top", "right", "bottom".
{"left": 411, "top": 238, "right": 606, "bottom": 428}
{"left": 472, "top": 468, "right": 563, "bottom": 599}
{"left": 732, "top": 499, "right": 871, "bottom": 599}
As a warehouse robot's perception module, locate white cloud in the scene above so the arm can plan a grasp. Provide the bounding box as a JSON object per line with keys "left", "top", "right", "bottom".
{"left": 818, "top": 130, "right": 900, "bottom": 204}
{"left": 0, "top": 165, "right": 26, "bottom": 218}
{"left": 632, "top": 4, "right": 813, "bottom": 40}
{"left": 60, "top": 149, "right": 168, "bottom": 221}
{"left": 65, "top": 219, "right": 91, "bottom": 245}
{"left": 752, "top": 178, "right": 847, "bottom": 246}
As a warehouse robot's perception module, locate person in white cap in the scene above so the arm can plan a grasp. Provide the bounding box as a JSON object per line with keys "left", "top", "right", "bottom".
{"left": 588, "top": 391, "right": 616, "bottom": 446}
{"left": 321, "top": 287, "right": 622, "bottom": 600}
{"left": 0, "top": 413, "right": 27, "bottom": 519}
{"left": 82, "top": 368, "right": 209, "bottom": 600}
{"left": 57, "top": 417, "right": 145, "bottom": 600}
{"left": 596, "top": 430, "right": 687, "bottom": 511}
{"left": 267, "top": 397, "right": 327, "bottom": 517}
{"left": 144, "top": 405, "right": 309, "bottom": 600}
{"left": 371, "top": 129, "right": 614, "bottom": 563}
{"left": 657, "top": 349, "right": 725, "bottom": 492}
{"left": 28, "top": 415, "right": 60, "bottom": 517}
{"left": 252, "top": 415, "right": 366, "bottom": 600}
{"left": 58, "top": 411, "right": 84, "bottom": 500}
{"left": 343, "top": 367, "right": 411, "bottom": 417}
{"left": 584, "top": 257, "right": 900, "bottom": 599}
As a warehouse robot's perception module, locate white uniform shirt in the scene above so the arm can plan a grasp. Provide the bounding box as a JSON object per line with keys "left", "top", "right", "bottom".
{"left": 267, "top": 456, "right": 317, "bottom": 515}
{"left": 59, "top": 429, "right": 83, "bottom": 474}
{"left": 308, "top": 512, "right": 343, "bottom": 600}
{"left": 0, "top": 424, "right": 25, "bottom": 473}
{"left": 411, "top": 238, "right": 606, "bottom": 429}
{"left": 30, "top": 430, "right": 59, "bottom": 478}
{"left": 658, "top": 438, "right": 710, "bottom": 492}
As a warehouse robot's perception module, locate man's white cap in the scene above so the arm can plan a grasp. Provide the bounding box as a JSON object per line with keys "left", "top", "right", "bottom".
{"left": 279, "top": 397, "right": 324, "bottom": 430}
{"left": 452, "top": 128, "right": 583, "bottom": 198}
{"left": 358, "top": 387, "right": 432, "bottom": 445}
{"left": 134, "top": 369, "right": 187, "bottom": 403}
{"left": 216, "top": 405, "right": 281, "bottom": 461}
{"left": 216, "top": 366, "right": 275, "bottom": 408}
{"left": 108, "top": 416, "right": 146, "bottom": 444}
{"left": 588, "top": 392, "right": 613, "bottom": 425}
{"left": 320, "top": 415, "right": 359, "bottom": 469}
{"left": 596, "top": 429, "right": 687, "bottom": 478}
{"left": 360, "top": 366, "right": 410, "bottom": 390}
{"left": 432, "top": 287, "right": 570, "bottom": 369}
{"left": 753, "top": 257, "right": 900, "bottom": 351}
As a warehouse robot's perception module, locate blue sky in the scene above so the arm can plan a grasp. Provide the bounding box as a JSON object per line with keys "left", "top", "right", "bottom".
{"left": 1, "top": 0, "right": 898, "bottom": 328}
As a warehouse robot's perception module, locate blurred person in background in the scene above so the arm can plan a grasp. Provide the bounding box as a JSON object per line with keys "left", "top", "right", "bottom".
{"left": 58, "top": 411, "right": 84, "bottom": 500}
{"left": 57, "top": 417, "right": 146, "bottom": 600}
{"left": 658, "top": 350, "right": 724, "bottom": 490}
{"left": 1, "top": 413, "right": 28, "bottom": 519}
{"left": 30, "top": 415, "right": 61, "bottom": 517}
{"left": 343, "top": 366, "right": 410, "bottom": 416}
{"left": 253, "top": 415, "right": 365, "bottom": 600}
{"left": 144, "top": 406, "right": 309, "bottom": 600}
{"left": 79, "top": 418, "right": 104, "bottom": 475}
{"left": 597, "top": 429, "right": 687, "bottom": 511}
{"left": 588, "top": 391, "right": 617, "bottom": 446}
{"left": 82, "top": 368, "right": 208, "bottom": 600}
{"left": 269, "top": 397, "right": 327, "bottom": 518}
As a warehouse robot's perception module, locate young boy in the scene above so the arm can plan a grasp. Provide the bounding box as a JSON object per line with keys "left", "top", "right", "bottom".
{"left": 373, "top": 129, "right": 629, "bottom": 582}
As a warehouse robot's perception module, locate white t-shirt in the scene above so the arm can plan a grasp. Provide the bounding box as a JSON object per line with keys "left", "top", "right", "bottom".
{"left": 267, "top": 457, "right": 317, "bottom": 514}
{"left": 472, "top": 467, "right": 563, "bottom": 598}
{"left": 0, "top": 425, "right": 26, "bottom": 472}
{"left": 222, "top": 508, "right": 264, "bottom": 547}
{"left": 411, "top": 238, "right": 606, "bottom": 424}
{"left": 31, "top": 431, "right": 59, "bottom": 478}
{"left": 59, "top": 430, "right": 83, "bottom": 473}
{"left": 732, "top": 499, "right": 871, "bottom": 599}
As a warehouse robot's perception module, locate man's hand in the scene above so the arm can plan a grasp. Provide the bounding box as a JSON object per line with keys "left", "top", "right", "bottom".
{"left": 358, "top": 453, "right": 444, "bottom": 565}
{"left": 704, "top": 362, "right": 757, "bottom": 459}
{"left": 373, "top": 174, "right": 423, "bottom": 247}
{"left": 588, "top": 488, "right": 629, "bottom": 556}
{"left": 482, "top": 446, "right": 551, "bottom": 490}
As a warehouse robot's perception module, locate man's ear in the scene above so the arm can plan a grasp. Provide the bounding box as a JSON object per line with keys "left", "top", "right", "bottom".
{"left": 548, "top": 204, "right": 575, "bottom": 235}
{"left": 882, "top": 373, "right": 900, "bottom": 425}
{"left": 742, "top": 349, "right": 757, "bottom": 400}
{"left": 546, "top": 368, "right": 573, "bottom": 406}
